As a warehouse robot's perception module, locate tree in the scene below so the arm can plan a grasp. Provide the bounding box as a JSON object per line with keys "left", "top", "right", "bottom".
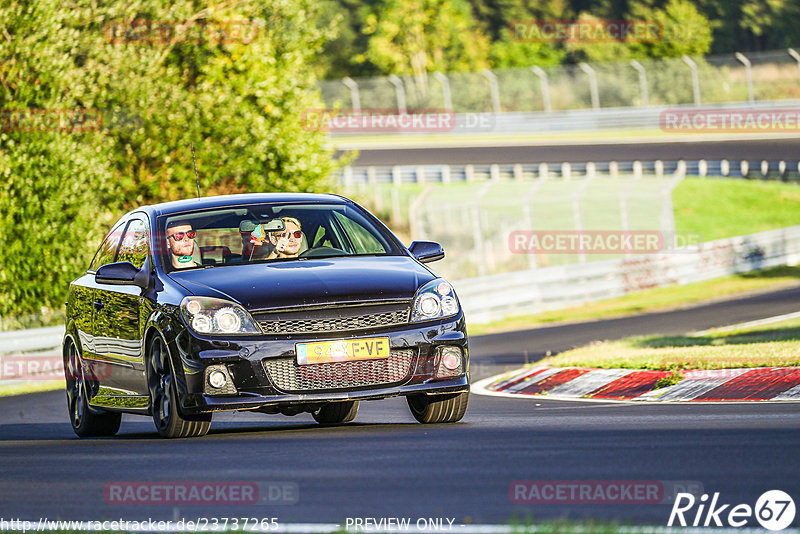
{"left": 0, "top": 0, "right": 340, "bottom": 319}
{"left": 363, "top": 0, "right": 491, "bottom": 85}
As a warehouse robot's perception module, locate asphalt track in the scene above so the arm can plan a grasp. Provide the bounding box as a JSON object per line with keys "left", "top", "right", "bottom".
{"left": 343, "top": 138, "right": 800, "bottom": 166}
{"left": 2, "top": 286, "right": 800, "bottom": 528}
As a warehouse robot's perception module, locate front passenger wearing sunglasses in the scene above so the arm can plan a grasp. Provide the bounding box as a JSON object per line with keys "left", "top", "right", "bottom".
{"left": 166, "top": 221, "right": 201, "bottom": 269}
{"left": 266, "top": 217, "right": 303, "bottom": 260}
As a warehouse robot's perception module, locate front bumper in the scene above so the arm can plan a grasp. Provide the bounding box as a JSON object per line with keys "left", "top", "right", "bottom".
{"left": 168, "top": 314, "right": 470, "bottom": 415}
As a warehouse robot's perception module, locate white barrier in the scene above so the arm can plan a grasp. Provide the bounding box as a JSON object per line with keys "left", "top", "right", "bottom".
{"left": 453, "top": 226, "right": 800, "bottom": 324}
{"left": 0, "top": 325, "right": 64, "bottom": 356}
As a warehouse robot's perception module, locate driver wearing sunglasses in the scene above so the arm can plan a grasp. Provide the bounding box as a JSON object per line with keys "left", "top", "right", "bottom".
{"left": 166, "top": 221, "right": 201, "bottom": 269}
{"left": 267, "top": 217, "right": 303, "bottom": 259}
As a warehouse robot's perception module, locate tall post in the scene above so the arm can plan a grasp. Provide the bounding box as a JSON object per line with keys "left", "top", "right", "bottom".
{"left": 482, "top": 69, "right": 501, "bottom": 114}
{"left": 433, "top": 71, "right": 453, "bottom": 112}
{"left": 682, "top": 56, "right": 701, "bottom": 106}
{"left": 342, "top": 76, "right": 360, "bottom": 113}
{"left": 531, "top": 66, "right": 552, "bottom": 112}
{"left": 573, "top": 174, "right": 597, "bottom": 263}
{"left": 735, "top": 52, "right": 754, "bottom": 104}
{"left": 387, "top": 74, "right": 407, "bottom": 114}
{"left": 788, "top": 48, "right": 800, "bottom": 87}
{"left": 578, "top": 62, "right": 599, "bottom": 110}
{"left": 630, "top": 60, "right": 649, "bottom": 107}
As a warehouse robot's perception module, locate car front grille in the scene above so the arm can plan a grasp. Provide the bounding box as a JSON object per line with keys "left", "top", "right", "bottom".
{"left": 262, "top": 349, "right": 416, "bottom": 393}
{"left": 253, "top": 302, "right": 411, "bottom": 335}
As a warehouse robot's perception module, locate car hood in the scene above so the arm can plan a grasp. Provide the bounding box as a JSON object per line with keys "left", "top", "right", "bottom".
{"left": 166, "top": 256, "right": 436, "bottom": 310}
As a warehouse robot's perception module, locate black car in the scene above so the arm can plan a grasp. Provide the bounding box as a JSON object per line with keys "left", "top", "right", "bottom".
{"left": 63, "top": 193, "right": 469, "bottom": 438}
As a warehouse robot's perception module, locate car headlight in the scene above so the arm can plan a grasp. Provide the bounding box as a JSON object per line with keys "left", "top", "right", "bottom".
{"left": 411, "top": 279, "right": 460, "bottom": 322}
{"left": 180, "top": 297, "right": 260, "bottom": 335}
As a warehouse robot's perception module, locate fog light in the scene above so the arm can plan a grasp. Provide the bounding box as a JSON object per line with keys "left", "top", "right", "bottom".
{"left": 441, "top": 347, "right": 462, "bottom": 371}
{"left": 208, "top": 369, "right": 228, "bottom": 389}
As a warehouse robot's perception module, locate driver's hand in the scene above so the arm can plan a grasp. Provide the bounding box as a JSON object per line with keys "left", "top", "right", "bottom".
{"left": 276, "top": 238, "right": 288, "bottom": 253}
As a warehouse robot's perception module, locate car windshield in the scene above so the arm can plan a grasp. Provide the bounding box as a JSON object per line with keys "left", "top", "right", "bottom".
{"left": 158, "top": 202, "right": 403, "bottom": 272}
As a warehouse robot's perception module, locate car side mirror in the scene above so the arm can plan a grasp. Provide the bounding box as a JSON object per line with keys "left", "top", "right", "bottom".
{"left": 96, "top": 261, "right": 149, "bottom": 288}
{"left": 409, "top": 241, "right": 445, "bottom": 263}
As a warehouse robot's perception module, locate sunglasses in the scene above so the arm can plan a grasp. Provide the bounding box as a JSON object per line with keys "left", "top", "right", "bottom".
{"left": 168, "top": 231, "right": 196, "bottom": 241}
{"left": 278, "top": 230, "right": 302, "bottom": 239}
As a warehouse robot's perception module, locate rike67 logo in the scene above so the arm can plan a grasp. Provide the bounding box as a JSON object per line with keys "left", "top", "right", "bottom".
{"left": 668, "top": 490, "right": 796, "bottom": 530}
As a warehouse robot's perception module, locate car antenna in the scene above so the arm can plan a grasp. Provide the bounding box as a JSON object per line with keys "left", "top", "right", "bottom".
{"left": 191, "top": 142, "right": 201, "bottom": 199}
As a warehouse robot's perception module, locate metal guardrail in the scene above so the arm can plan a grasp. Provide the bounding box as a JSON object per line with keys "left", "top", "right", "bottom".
{"left": 339, "top": 158, "right": 800, "bottom": 187}
{"left": 453, "top": 225, "right": 800, "bottom": 324}
{"left": 0, "top": 325, "right": 64, "bottom": 355}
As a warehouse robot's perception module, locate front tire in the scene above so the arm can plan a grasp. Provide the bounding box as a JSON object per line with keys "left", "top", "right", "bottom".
{"left": 407, "top": 391, "right": 469, "bottom": 424}
{"left": 147, "top": 335, "right": 211, "bottom": 439}
{"left": 65, "top": 340, "right": 121, "bottom": 438}
{"left": 312, "top": 401, "right": 359, "bottom": 424}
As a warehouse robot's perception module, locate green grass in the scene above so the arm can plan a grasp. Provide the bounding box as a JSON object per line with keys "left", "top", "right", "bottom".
{"left": 467, "top": 264, "right": 800, "bottom": 336}
{"left": 0, "top": 380, "right": 63, "bottom": 397}
{"left": 537, "top": 316, "right": 800, "bottom": 371}
{"left": 674, "top": 177, "right": 800, "bottom": 241}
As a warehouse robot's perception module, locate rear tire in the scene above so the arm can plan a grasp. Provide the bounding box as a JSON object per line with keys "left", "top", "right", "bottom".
{"left": 312, "top": 401, "right": 359, "bottom": 424}
{"left": 407, "top": 391, "right": 469, "bottom": 424}
{"left": 147, "top": 335, "right": 211, "bottom": 439}
{"left": 65, "top": 340, "right": 121, "bottom": 438}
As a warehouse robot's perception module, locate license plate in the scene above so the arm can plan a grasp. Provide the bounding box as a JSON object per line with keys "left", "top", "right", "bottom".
{"left": 296, "top": 337, "right": 390, "bottom": 365}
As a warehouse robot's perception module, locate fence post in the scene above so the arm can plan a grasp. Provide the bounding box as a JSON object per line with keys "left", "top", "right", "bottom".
{"left": 367, "top": 166, "right": 382, "bottom": 211}
{"left": 562, "top": 162, "right": 572, "bottom": 181}
{"left": 721, "top": 159, "right": 730, "bottom": 176}
{"left": 788, "top": 49, "right": 800, "bottom": 87}
{"left": 620, "top": 171, "right": 644, "bottom": 257}
{"left": 387, "top": 74, "right": 407, "bottom": 114}
{"left": 735, "top": 52, "right": 754, "bottom": 104}
{"left": 343, "top": 165, "right": 353, "bottom": 191}
{"left": 630, "top": 60, "right": 649, "bottom": 106}
{"left": 633, "top": 161, "right": 643, "bottom": 179}
{"left": 531, "top": 66, "right": 552, "bottom": 112}
{"left": 682, "top": 56, "right": 701, "bottom": 106}
{"left": 539, "top": 163, "right": 550, "bottom": 180}
{"left": 655, "top": 160, "right": 664, "bottom": 177}
{"left": 578, "top": 63, "right": 600, "bottom": 110}
{"left": 609, "top": 161, "right": 619, "bottom": 179}
{"left": 698, "top": 159, "right": 707, "bottom": 177}
{"left": 465, "top": 164, "right": 475, "bottom": 182}
{"left": 342, "top": 76, "right": 360, "bottom": 113}
{"left": 522, "top": 177, "right": 545, "bottom": 270}
{"left": 392, "top": 165, "right": 402, "bottom": 186}
{"left": 471, "top": 182, "right": 494, "bottom": 277}
{"left": 661, "top": 162, "right": 685, "bottom": 248}
{"left": 573, "top": 174, "right": 597, "bottom": 263}
{"left": 513, "top": 163, "right": 523, "bottom": 181}
{"left": 490, "top": 164, "right": 501, "bottom": 181}
{"left": 408, "top": 185, "right": 433, "bottom": 241}
{"left": 416, "top": 165, "right": 426, "bottom": 184}
{"left": 433, "top": 72, "right": 453, "bottom": 112}
{"left": 482, "top": 70, "right": 502, "bottom": 114}
{"left": 441, "top": 164, "right": 451, "bottom": 185}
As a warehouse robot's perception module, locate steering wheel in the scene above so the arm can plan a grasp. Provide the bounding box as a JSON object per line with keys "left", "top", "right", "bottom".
{"left": 299, "top": 246, "right": 348, "bottom": 258}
